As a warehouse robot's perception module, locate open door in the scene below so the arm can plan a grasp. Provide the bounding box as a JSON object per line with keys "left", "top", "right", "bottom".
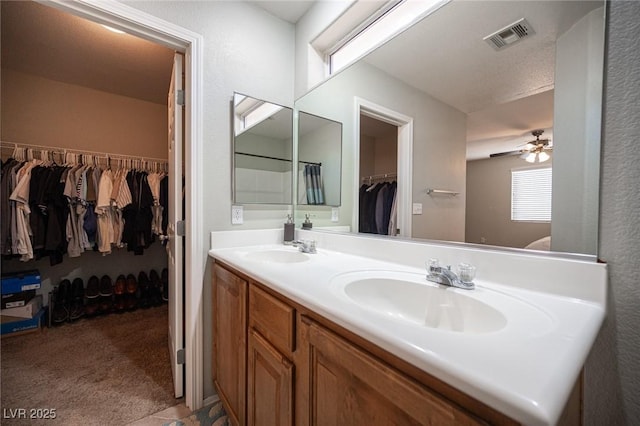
{"left": 167, "top": 52, "right": 185, "bottom": 398}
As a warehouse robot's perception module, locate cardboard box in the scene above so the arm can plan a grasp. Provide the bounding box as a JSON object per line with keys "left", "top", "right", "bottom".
{"left": 1, "top": 290, "right": 36, "bottom": 309}
{"left": 1, "top": 270, "right": 41, "bottom": 295}
{"left": 1, "top": 308, "right": 44, "bottom": 336}
{"left": 1, "top": 295, "right": 43, "bottom": 319}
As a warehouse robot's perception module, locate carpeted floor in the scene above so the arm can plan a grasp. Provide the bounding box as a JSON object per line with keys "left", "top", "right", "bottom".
{"left": 1, "top": 304, "right": 177, "bottom": 425}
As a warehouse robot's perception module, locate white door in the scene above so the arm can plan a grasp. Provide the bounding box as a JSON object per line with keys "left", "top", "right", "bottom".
{"left": 167, "top": 52, "right": 184, "bottom": 398}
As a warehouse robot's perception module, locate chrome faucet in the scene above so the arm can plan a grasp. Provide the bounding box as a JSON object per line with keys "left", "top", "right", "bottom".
{"left": 426, "top": 259, "right": 475, "bottom": 290}
{"left": 294, "top": 239, "right": 317, "bottom": 254}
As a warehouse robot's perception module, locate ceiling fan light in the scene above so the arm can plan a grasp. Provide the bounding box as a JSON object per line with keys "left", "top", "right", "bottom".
{"left": 525, "top": 152, "right": 537, "bottom": 163}
{"left": 538, "top": 151, "right": 550, "bottom": 162}
{"left": 524, "top": 143, "right": 535, "bottom": 150}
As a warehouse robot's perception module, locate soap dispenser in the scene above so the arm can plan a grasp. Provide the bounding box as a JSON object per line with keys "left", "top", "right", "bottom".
{"left": 302, "top": 214, "right": 313, "bottom": 230}
{"left": 284, "top": 214, "right": 295, "bottom": 244}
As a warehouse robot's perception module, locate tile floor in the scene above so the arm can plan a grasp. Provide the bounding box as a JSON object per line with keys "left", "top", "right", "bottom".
{"left": 127, "top": 400, "right": 228, "bottom": 426}
{"left": 127, "top": 403, "right": 192, "bottom": 426}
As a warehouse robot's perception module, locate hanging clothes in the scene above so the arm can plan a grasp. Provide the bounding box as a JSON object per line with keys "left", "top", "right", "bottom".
{"left": 122, "top": 170, "right": 155, "bottom": 255}
{"left": 0, "top": 151, "right": 168, "bottom": 264}
{"left": 358, "top": 180, "right": 397, "bottom": 236}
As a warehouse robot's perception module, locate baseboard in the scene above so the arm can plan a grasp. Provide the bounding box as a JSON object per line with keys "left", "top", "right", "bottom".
{"left": 202, "top": 394, "right": 220, "bottom": 407}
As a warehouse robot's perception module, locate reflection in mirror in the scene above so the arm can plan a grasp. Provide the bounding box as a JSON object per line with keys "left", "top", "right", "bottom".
{"left": 294, "top": 0, "right": 604, "bottom": 256}
{"left": 233, "top": 93, "right": 293, "bottom": 204}
{"left": 297, "top": 111, "right": 342, "bottom": 207}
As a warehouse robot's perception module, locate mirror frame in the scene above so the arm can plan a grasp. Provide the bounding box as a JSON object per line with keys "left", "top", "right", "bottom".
{"left": 232, "top": 92, "right": 294, "bottom": 205}
{"left": 292, "top": 1, "right": 606, "bottom": 260}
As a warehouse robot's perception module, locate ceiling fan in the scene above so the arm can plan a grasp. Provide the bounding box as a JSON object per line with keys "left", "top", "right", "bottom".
{"left": 489, "top": 129, "right": 552, "bottom": 163}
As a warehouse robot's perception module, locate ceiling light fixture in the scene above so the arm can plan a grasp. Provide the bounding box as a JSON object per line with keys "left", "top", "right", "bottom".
{"left": 102, "top": 24, "right": 125, "bottom": 35}
{"left": 521, "top": 147, "right": 550, "bottom": 163}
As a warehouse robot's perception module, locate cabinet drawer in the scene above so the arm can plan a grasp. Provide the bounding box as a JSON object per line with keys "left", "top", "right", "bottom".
{"left": 249, "top": 284, "right": 295, "bottom": 354}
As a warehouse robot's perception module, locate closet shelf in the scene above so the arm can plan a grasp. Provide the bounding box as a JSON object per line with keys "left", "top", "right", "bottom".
{"left": 1, "top": 141, "right": 168, "bottom": 164}
{"left": 361, "top": 172, "right": 397, "bottom": 185}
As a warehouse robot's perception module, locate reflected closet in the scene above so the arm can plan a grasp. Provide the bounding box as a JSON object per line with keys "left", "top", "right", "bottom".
{"left": 359, "top": 114, "right": 399, "bottom": 236}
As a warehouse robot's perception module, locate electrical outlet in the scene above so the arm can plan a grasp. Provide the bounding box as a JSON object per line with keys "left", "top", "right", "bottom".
{"left": 331, "top": 208, "right": 339, "bottom": 222}
{"left": 231, "top": 205, "right": 243, "bottom": 225}
{"left": 412, "top": 203, "right": 423, "bottom": 215}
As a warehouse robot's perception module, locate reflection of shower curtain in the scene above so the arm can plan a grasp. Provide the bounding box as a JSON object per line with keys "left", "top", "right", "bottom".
{"left": 303, "top": 164, "right": 324, "bottom": 205}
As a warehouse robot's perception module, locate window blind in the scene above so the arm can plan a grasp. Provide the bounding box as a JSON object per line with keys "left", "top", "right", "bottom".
{"left": 511, "top": 167, "right": 552, "bottom": 222}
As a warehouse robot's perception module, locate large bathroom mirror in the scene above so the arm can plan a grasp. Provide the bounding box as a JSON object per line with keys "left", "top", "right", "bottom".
{"left": 233, "top": 93, "right": 294, "bottom": 204}
{"left": 297, "top": 111, "right": 343, "bottom": 207}
{"left": 295, "top": 0, "right": 605, "bottom": 256}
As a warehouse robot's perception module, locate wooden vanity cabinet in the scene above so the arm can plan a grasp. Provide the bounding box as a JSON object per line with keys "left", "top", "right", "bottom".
{"left": 212, "top": 261, "right": 523, "bottom": 426}
{"left": 297, "top": 316, "right": 483, "bottom": 426}
{"left": 247, "top": 284, "right": 295, "bottom": 426}
{"left": 212, "top": 263, "right": 247, "bottom": 426}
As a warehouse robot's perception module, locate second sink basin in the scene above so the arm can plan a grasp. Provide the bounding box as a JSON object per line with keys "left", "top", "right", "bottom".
{"left": 330, "top": 270, "right": 551, "bottom": 334}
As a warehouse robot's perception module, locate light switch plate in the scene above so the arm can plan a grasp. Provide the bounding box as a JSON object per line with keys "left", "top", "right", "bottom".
{"left": 231, "top": 205, "right": 243, "bottom": 225}
{"left": 331, "top": 208, "right": 339, "bottom": 222}
{"left": 412, "top": 203, "right": 423, "bottom": 215}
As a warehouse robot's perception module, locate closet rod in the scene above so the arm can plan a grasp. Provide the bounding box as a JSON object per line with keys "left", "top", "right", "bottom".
{"left": 0, "top": 141, "right": 168, "bottom": 164}
{"left": 361, "top": 172, "right": 397, "bottom": 182}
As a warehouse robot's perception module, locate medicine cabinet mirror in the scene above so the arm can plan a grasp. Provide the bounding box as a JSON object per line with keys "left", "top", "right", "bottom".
{"left": 297, "top": 111, "right": 342, "bottom": 207}
{"left": 232, "top": 93, "right": 293, "bottom": 205}
{"left": 294, "top": 0, "right": 605, "bottom": 256}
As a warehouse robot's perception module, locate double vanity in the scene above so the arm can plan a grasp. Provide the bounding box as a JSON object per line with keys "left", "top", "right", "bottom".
{"left": 209, "top": 228, "right": 607, "bottom": 425}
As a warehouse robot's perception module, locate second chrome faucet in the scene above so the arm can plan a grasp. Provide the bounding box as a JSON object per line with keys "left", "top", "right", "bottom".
{"left": 426, "top": 259, "right": 475, "bottom": 290}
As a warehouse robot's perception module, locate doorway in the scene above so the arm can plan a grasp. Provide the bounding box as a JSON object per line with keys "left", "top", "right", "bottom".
{"left": 355, "top": 98, "right": 413, "bottom": 237}
{"left": 5, "top": 0, "right": 204, "bottom": 411}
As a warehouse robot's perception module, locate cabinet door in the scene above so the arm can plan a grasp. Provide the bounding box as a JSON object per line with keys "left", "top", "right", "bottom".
{"left": 248, "top": 329, "right": 294, "bottom": 426}
{"left": 212, "top": 264, "right": 247, "bottom": 426}
{"left": 303, "top": 319, "right": 481, "bottom": 426}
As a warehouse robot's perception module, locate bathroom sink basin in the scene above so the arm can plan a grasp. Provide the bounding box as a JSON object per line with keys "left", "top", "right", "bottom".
{"left": 331, "top": 271, "right": 510, "bottom": 333}
{"left": 244, "top": 249, "right": 309, "bottom": 263}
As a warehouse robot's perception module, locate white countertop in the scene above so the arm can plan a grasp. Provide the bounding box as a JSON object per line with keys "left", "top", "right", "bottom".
{"left": 209, "top": 229, "right": 607, "bottom": 425}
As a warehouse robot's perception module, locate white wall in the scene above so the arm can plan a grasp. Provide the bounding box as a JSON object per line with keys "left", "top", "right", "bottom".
{"left": 551, "top": 7, "right": 604, "bottom": 255}
{"left": 587, "top": 1, "right": 640, "bottom": 423}
{"left": 124, "top": 0, "right": 295, "bottom": 231}
{"left": 294, "top": 0, "right": 354, "bottom": 98}
{"left": 466, "top": 156, "right": 551, "bottom": 249}
{"left": 122, "top": 0, "right": 296, "bottom": 399}
{"left": 295, "top": 61, "right": 467, "bottom": 241}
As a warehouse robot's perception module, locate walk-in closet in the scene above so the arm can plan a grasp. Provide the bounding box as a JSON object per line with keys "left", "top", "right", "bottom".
{"left": 359, "top": 114, "right": 399, "bottom": 236}
{"left": 1, "top": 1, "right": 182, "bottom": 422}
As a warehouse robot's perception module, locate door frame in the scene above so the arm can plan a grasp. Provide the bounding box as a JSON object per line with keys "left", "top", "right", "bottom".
{"left": 44, "top": 0, "right": 205, "bottom": 410}
{"left": 354, "top": 97, "right": 413, "bottom": 237}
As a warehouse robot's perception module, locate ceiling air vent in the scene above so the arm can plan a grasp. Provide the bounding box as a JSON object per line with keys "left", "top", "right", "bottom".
{"left": 484, "top": 18, "right": 535, "bottom": 51}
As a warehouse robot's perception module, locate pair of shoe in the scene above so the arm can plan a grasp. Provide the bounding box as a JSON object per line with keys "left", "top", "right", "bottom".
{"left": 69, "top": 278, "right": 85, "bottom": 320}
{"left": 138, "top": 271, "right": 151, "bottom": 309}
{"left": 52, "top": 280, "right": 70, "bottom": 324}
{"left": 85, "top": 275, "right": 114, "bottom": 298}
{"left": 52, "top": 278, "right": 84, "bottom": 323}
{"left": 148, "top": 270, "right": 163, "bottom": 307}
{"left": 113, "top": 275, "right": 127, "bottom": 312}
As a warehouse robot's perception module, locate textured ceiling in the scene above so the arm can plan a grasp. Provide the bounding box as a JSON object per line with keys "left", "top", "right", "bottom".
{"left": 362, "top": 0, "right": 602, "bottom": 159}
{"left": 1, "top": 1, "right": 175, "bottom": 105}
